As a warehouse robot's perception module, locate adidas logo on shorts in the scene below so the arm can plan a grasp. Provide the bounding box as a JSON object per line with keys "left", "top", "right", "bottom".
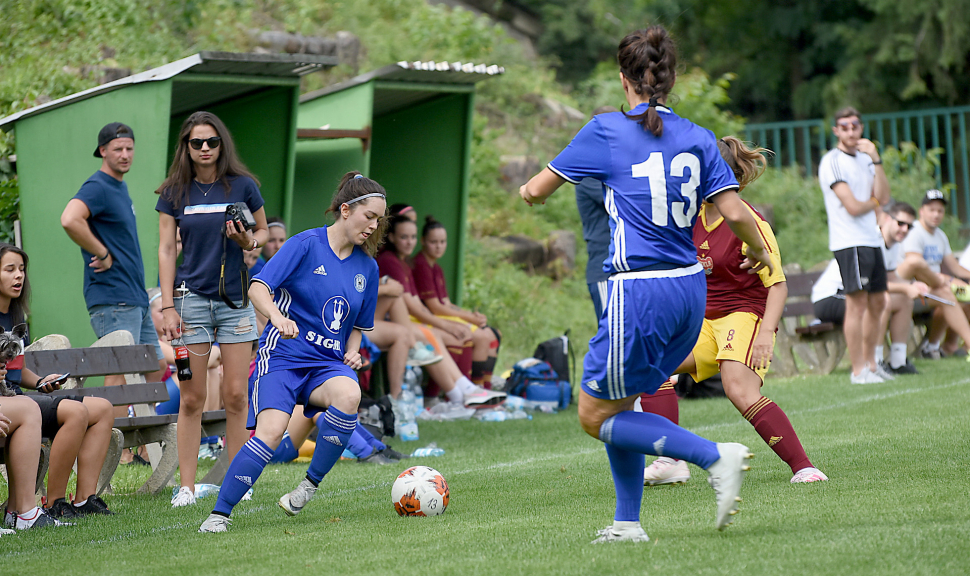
{"left": 314, "top": 264, "right": 327, "bottom": 276}
{"left": 235, "top": 475, "right": 254, "bottom": 487}
{"left": 321, "top": 435, "right": 342, "bottom": 446}
{"left": 585, "top": 380, "right": 601, "bottom": 392}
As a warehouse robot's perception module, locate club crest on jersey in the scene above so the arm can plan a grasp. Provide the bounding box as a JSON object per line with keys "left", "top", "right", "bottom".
{"left": 354, "top": 274, "right": 366, "bottom": 293}
{"left": 698, "top": 255, "right": 713, "bottom": 275}
{"left": 322, "top": 295, "right": 350, "bottom": 334}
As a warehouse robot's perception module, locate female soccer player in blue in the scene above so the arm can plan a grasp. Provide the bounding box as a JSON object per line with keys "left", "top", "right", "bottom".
{"left": 520, "top": 26, "right": 774, "bottom": 543}
{"left": 199, "top": 171, "right": 385, "bottom": 533}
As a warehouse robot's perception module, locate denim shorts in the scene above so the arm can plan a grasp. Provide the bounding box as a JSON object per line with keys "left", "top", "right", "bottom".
{"left": 173, "top": 291, "right": 258, "bottom": 345}
{"left": 89, "top": 304, "right": 164, "bottom": 361}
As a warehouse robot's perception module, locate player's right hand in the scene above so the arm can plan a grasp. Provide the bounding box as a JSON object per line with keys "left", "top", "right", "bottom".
{"left": 273, "top": 316, "right": 299, "bottom": 339}
{"left": 161, "top": 308, "right": 182, "bottom": 341}
{"left": 446, "top": 321, "right": 473, "bottom": 343}
{"left": 741, "top": 246, "right": 774, "bottom": 276}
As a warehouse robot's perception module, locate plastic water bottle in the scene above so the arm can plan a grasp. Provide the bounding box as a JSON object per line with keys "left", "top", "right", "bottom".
{"left": 398, "top": 381, "right": 420, "bottom": 441}
{"left": 477, "top": 410, "right": 508, "bottom": 422}
{"left": 411, "top": 443, "right": 445, "bottom": 457}
{"left": 173, "top": 483, "right": 221, "bottom": 500}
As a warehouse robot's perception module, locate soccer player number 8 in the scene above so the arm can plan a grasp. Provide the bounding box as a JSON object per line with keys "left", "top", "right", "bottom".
{"left": 631, "top": 151, "right": 701, "bottom": 228}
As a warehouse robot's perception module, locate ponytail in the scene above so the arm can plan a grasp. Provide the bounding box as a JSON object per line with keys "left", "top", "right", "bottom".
{"left": 617, "top": 26, "right": 678, "bottom": 137}
{"left": 717, "top": 137, "right": 771, "bottom": 191}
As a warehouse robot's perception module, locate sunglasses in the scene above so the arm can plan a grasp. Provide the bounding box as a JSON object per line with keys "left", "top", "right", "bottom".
{"left": 894, "top": 219, "right": 912, "bottom": 230}
{"left": 837, "top": 120, "right": 862, "bottom": 130}
{"left": 188, "top": 136, "right": 222, "bottom": 150}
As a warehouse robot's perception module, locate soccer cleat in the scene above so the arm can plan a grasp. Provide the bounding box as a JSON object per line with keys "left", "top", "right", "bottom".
{"left": 463, "top": 387, "right": 506, "bottom": 408}
{"left": 707, "top": 442, "right": 753, "bottom": 530}
{"left": 850, "top": 367, "right": 884, "bottom": 385}
{"left": 73, "top": 496, "right": 114, "bottom": 516}
{"left": 791, "top": 467, "right": 829, "bottom": 483}
{"left": 359, "top": 450, "right": 395, "bottom": 465}
{"left": 380, "top": 447, "right": 410, "bottom": 461}
{"left": 888, "top": 360, "right": 919, "bottom": 375}
{"left": 643, "top": 457, "right": 691, "bottom": 486}
{"left": 46, "top": 498, "right": 79, "bottom": 519}
{"left": 198, "top": 513, "right": 231, "bottom": 533}
{"left": 171, "top": 486, "right": 197, "bottom": 508}
{"left": 592, "top": 523, "right": 650, "bottom": 544}
{"left": 0, "top": 527, "right": 13, "bottom": 536}
{"left": 951, "top": 284, "right": 970, "bottom": 303}
{"left": 278, "top": 478, "right": 317, "bottom": 517}
{"left": 871, "top": 362, "right": 895, "bottom": 381}
{"left": 919, "top": 345, "right": 942, "bottom": 360}
{"left": 407, "top": 344, "right": 443, "bottom": 367}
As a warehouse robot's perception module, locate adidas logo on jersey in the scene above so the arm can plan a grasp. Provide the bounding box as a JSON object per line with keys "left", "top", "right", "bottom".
{"left": 313, "top": 264, "right": 327, "bottom": 275}
{"left": 722, "top": 343, "right": 734, "bottom": 351}
{"left": 699, "top": 240, "right": 710, "bottom": 251}
{"left": 321, "top": 435, "right": 342, "bottom": 447}
{"left": 653, "top": 435, "right": 667, "bottom": 456}
{"left": 235, "top": 475, "right": 254, "bottom": 487}
{"left": 768, "top": 435, "right": 783, "bottom": 447}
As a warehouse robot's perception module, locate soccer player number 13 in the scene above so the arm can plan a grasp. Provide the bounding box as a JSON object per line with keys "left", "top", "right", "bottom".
{"left": 631, "top": 151, "right": 700, "bottom": 228}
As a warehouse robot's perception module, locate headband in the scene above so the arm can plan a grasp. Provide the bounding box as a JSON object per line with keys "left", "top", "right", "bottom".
{"left": 395, "top": 205, "right": 415, "bottom": 215}
{"left": 354, "top": 174, "right": 364, "bottom": 179}
{"left": 267, "top": 222, "right": 286, "bottom": 230}
{"left": 345, "top": 192, "right": 385, "bottom": 206}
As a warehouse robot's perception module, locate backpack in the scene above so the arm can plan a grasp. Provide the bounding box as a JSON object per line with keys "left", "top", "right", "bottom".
{"left": 505, "top": 358, "right": 572, "bottom": 409}
{"left": 358, "top": 395, "right": 395, "bottom": 438}
{"left": 533, "top": 330, "right": 576, "bottom": 385}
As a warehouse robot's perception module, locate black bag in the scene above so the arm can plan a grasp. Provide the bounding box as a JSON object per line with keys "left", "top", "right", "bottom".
{"left": 533, "top": 330, "right": 576, "bottom": 385}
{"left": 358, "top": 395, "right": 395, "bottom": 438}
{"left": 673, "top": 373, "right": 725, "bottom": 399}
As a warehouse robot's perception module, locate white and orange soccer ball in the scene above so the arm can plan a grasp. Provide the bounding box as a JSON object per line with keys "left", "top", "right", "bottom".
{"left": 391, "top": 466, "right": 449, "bottom": 517}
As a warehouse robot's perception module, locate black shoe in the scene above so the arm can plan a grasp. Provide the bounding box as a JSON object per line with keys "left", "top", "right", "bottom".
{"left": 22, "top": 508, "right": 73, "bottom": 529}
{"left": 128, "top": 454, "right": 151, "bottom": 466}
{"left": 888, "top": 360, "right": 919, "bottom": 375}
{"left": 73, "top": 496, "right": 114, "bottom": 516}
{"left": 358, "top": 450, "right": 394, "bottom": 465}
{"left": 46, "top": 498, "right": 78, "bottom": 519}
{"left": 380, "top": 447, "right": 410, "bottom": 461}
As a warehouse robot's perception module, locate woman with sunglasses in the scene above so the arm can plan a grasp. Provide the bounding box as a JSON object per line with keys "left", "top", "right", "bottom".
{"left": 156, "top": 111, "right": 269, "bottom": 508}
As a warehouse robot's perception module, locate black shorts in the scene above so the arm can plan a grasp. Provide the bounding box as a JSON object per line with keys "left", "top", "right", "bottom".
{"left": 814, "top": 296, "right": 846, "bottom": 324}
{"left": 834, "top": 246, "right": 887, "bottom": 293}
{"left": 29, "top": 394, "right": 84, "bottom": 439}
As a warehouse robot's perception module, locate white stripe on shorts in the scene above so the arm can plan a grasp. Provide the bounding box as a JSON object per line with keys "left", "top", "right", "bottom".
{"left": 611, "top": 262, "right": 703, "bottom": 280}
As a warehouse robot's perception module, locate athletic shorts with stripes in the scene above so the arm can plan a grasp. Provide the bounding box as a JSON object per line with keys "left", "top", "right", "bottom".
{"left": 581, "top": 265, "right": 706, "bottom": 401}
{"left": 247, "top": 363, "right": 357, "bottom": 429}
{"left": 690, "top": 312, "right": 774, "bottom": 383}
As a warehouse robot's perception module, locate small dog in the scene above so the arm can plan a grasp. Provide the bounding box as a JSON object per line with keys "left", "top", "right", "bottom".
{"left": 0, "top": 324, "right": 27, "bottom": 397}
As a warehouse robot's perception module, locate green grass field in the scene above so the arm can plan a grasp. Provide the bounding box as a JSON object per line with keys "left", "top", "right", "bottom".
{"left": 3, "top": 359, "right": 969, "bottom": 575}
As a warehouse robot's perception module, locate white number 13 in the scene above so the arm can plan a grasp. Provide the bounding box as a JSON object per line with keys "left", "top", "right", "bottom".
{"left": 631, "top": 152, "right": 700, "bottom": 228}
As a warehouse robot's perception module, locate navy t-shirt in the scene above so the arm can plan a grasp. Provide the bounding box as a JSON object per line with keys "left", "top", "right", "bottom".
{"left": 156, "top": 176, "right": 264, "bottom": 301}
{"left": 73, "top": 171, "right": 149, "bottom": 310}
{"left": 0, "top": 310, "right": 29, "bottom": 391}
{"left": 575, "top": 177, "right": 611, "bottom": 284}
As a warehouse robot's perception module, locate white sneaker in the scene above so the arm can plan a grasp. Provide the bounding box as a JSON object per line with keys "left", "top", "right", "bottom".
{"left": 871, "top": 362, "right": 895, "bottom": 381}
{"left": 241, "top": 488, "right": 253, "bottom": 501}
{"left": 849, "top": 366, "right": 884, "bottom": 385}
{"left": 644, "top": 457, "right": 690, "bottom": 486}
{"left": 198, "top": 513, "right": 230, "bottom": 533}
{"left": 407, "top": 344, "right": 443, "bottom": 367}
{"left": 463, "top": 387, "right": 506, "bottom": 408}
{"left": 791, "top": 467, "right": 828, "bottom": 483}
{"left": 171, "top": 486, "right": 197, "bottom": 508}
{"left": 592, "top": 523, "right": 650, "bottom": 544}
{"left": 278, "top": 479, "right": 317, "bottom": 516}
{"left": 0, "top": 527, "right": 14, "bottom": 535}
{"left": 706, "top": 442, "right": 753, "bottom": 530}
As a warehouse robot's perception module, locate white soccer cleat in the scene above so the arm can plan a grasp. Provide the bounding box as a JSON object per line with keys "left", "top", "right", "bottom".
{"left": 592, "top": 523, "right": 650, "bottom": 544}
{"left": 198, "top": 513, "right": 230, "bottom": 533}
{"left": 870, "top": 362, "right": 895, "bottom": 381}
{"left": 644, "top": 457, "right": 691, "bottom": 486}
{"left": 706, "top": 442, "right": 753, "bottom": 530}
{"left": 791, "top": 467, "right": 828, "bottom": 483}
{"left": 171, "top": 486, "right": 197, "bottom": 508}
{"left": 849, "top": 367, "right": 884, "bottom": 385}
{"left": 463, "top": 387, "right": 506, "bottom": 408}
{"left": 278, "top": 478, "right": 317, "bottom": 517}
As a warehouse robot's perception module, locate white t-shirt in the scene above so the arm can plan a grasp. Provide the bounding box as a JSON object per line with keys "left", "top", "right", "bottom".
{"left": 811, "top": 259, "right": 844, "bottom": 303}
{"left": 881, "top": 238, "right": 903, "bottom": 272}
{"left": 818, "top": 148, "right": 881, "bottom": 251}
{"left": 900, "top": 220, "right": 950, "bottom": 274}
{"left": 958, "top": 242, "right": 970, "bottom": 270}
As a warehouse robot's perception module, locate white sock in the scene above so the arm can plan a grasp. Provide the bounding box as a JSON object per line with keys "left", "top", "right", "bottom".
{"left": 73, "top": 499, "right": 88, "bottom": 508}
{"left": 874, "top": 345, "right": 884, "bottom": 362}
{"left": 926, "top": 341, "right": 941, "bottom": 351}
{"left": 445, "top": 387, "right": 464, "bottom": 404}
{"left": 890, "top": 343, "right": 908, "bottom": 368}
{"left": 456, "top": 376, "right": 478, "bottom": 395}
{"left": 15, "top": 507, "right": 41, "bottom": 529}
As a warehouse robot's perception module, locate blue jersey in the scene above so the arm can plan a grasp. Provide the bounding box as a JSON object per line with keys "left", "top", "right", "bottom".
{"left": 251, "top": 227, "right": 378, "bottom": 372}
{"left": 549, "top": 104, "right": 738, "bottom": 274}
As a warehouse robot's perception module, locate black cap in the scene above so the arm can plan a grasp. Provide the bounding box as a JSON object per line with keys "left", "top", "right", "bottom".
{"left": 921, "top": 189, "right": 947, "bottom": 206}
{"left": 94, "top": 122, "right": 135, "bottom": 158}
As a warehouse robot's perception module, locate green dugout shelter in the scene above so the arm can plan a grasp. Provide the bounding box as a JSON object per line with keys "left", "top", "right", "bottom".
{"left": 0, "top": 52, "right": 335, "bottom": 348}
{"left": 295, "top": 61, "right": 504, "bottom": 304}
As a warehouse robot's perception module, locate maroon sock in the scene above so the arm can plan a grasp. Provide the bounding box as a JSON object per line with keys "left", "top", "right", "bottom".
{"left": 639, "top": 380, "right": 679, "bottom": 424}
{"left": 742, "top": 396, "right": 812, "bottom": 474}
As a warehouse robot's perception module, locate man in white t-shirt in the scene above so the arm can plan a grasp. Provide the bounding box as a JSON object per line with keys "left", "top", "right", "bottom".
{"left": 817, "top": 107, "right": 891, "bottom": 384}
{"left": 897, "top": 189, "right": 970, "bottom": 358}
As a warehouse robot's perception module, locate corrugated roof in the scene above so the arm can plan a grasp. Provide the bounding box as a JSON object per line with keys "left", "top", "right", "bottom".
{"left": 0, "top": 51, "right": 337, "bottom": 131}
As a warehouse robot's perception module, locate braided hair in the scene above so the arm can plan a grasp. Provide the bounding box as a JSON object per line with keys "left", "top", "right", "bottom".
{"left": 617, "top": 26, "right": 678, "bottom": 137}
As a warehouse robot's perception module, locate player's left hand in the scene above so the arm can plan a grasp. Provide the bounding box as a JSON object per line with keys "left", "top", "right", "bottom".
{"left": 343, "top": 350, "right": 363, "bottom": 370}
{"left": 750, "top": 332, "right": 774, "bottom": 371}
{"left": 226, "top": 219, "right": 253, "bottom": 250}
{"left": 519, "top": 184, "right": 545, "bottom": 206}
{"left": 741, "top": 246, "right": 773, "bottom": 276}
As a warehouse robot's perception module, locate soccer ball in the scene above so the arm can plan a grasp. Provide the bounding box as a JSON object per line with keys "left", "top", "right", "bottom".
{"left": 391, "top": 466, "right": 449, "bottom": 517}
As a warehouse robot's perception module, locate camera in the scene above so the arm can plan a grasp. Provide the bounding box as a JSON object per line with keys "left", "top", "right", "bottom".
{"left": 225, "top": 202, "right": 256, "bottom": 231}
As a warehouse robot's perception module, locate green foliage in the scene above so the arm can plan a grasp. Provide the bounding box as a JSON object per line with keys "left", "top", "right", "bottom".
{"left": 0, "top": 158, "right": 18, "bottom": 244}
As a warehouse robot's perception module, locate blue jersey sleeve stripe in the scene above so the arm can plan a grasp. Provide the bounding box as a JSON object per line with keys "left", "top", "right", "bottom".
{"left": 354, "top": 325, "right": 375, "bottom": 331}
{"left": 547, "top": 163, "right": 581, "bottom": 184}
{"left": 249, "top": 278, "right": 274, "bottom": 294}
{"left": 707, "top": 184, "right": 740, "bottom": 199}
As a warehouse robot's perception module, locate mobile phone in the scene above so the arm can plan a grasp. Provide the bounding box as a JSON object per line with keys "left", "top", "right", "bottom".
{"left": 41, "top": 373, "right": 71, "bottom": 389}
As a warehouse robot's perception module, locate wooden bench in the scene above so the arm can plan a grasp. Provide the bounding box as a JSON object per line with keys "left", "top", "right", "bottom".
{"left": 772, "top": 270, "right": 847, "bottom": 377}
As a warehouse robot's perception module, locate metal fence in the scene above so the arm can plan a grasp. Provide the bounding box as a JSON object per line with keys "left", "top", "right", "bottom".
{"left": 742, "top": 105, "right": 970, "bottom": 225}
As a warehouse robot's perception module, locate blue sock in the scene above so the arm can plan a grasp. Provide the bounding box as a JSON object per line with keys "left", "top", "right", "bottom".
{"left": 605, "top": 443, "right": 644, "bottom": 522}
{"left": 600, "top": 412, "right": 720, "bottom": 468}
{"left": 213, "top": 437, "right": 272, "bottom": 516}
{"left": 357, "top": 425, "right": 387, "bottom": 452}
{"left": 270, "top": 432, "right": 298, "bottom": 463}
{"left": 347, "top": 428, "right": 375, "bottom": 459}
{"left": 306, "top": 407, "right": 357, "bottom": 484}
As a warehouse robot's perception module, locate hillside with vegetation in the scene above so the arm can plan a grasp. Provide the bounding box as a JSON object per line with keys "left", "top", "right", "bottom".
{"left": 0, "top": 0, "right": 961, "bottom": 371}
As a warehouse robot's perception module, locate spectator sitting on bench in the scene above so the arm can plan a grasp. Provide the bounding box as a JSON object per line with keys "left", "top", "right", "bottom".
{"left": 895, "top": 190, "right": 970, "bottom": 359}
{"left": 0, "top": 394, "right": 60, "bottom": 529}
{"left": 0, "top": 243, "right": 115, "bottom": 519}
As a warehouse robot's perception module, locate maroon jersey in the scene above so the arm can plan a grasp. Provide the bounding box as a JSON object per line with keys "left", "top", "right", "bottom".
{"left": 376, "top": 249, "right": 417, "bottom": 296}
{"left": 412, "top": 252, "right": 449, "bottom": 304}
{"left": 694, "top": 201, "right": 785, "bottom": 320}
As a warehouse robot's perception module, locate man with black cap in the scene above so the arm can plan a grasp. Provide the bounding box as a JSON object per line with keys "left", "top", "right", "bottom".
{"left": 897, "top": 189, "right": 970, "bottom": 359}
{"left": 60, "top": 123, "right": 165, "bottom": 391}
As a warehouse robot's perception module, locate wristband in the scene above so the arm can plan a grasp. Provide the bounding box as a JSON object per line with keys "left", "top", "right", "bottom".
{"left": 97, "top": 251, "right": 110, "bottom": 261}
{"left": 872, "top": 160, "right": 882, "bottom": 165}
{"left": 161, "top": 306, "right": 175, "bottom": 311}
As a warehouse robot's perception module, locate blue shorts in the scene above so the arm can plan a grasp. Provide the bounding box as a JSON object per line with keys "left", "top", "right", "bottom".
{"left": 173, "top": 291, "right": 258, "bottom": 345}
{"left": 247, "top": 363, "right": 357, "bottom": 429}
{"left": 582, "top": 267, "right": 706, "bottom": 401}
{"left": 89, "top": 304, "right": 164, "bottom": 361}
